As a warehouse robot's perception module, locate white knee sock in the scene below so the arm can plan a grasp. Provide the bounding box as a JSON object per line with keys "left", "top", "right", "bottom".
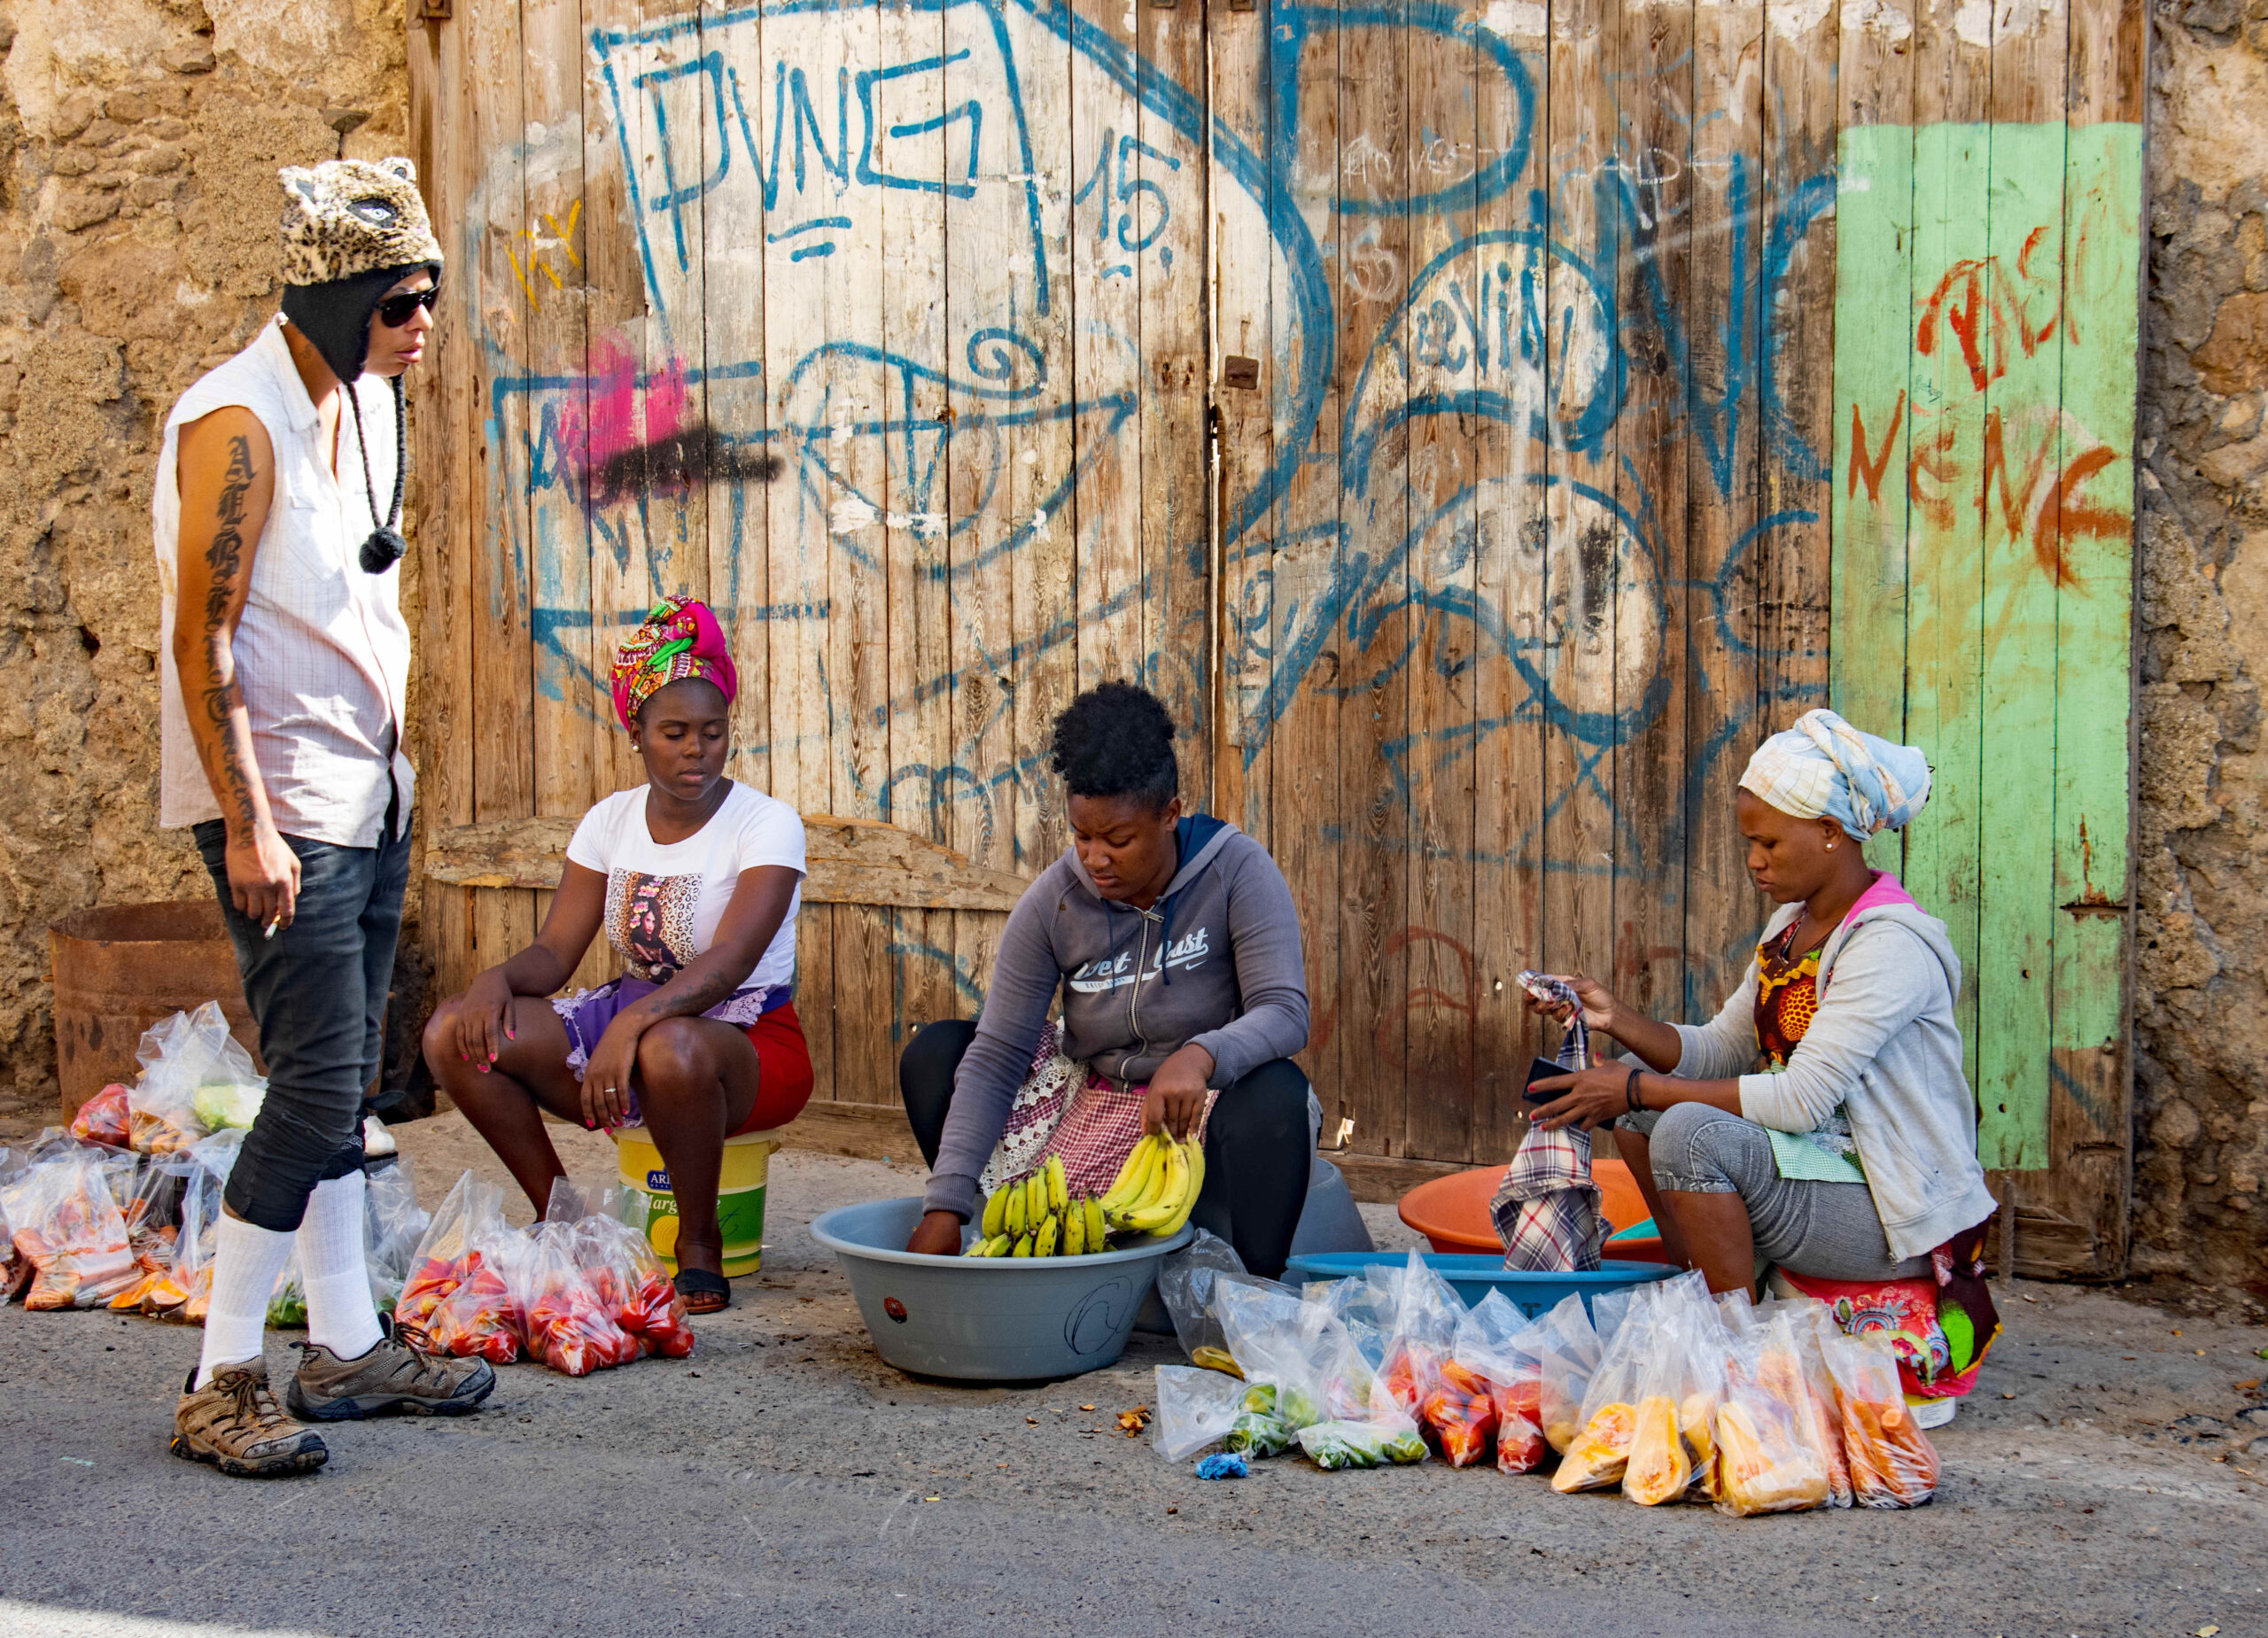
{"left": 298, "top": 1172, "right": 383, "bottom": 1361}
{"left": 196, "top": 1214, "right": 296, "bottom": 1388}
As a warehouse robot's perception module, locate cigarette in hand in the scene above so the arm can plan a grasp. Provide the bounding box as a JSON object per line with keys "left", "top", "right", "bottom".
{"left": 264, "top": 914, "right": 282, "bottom": 940}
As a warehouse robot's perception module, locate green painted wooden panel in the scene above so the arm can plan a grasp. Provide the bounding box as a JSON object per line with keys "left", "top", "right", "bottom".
{"left": 2051, "top": 121, "right": 2143, "bottom": 1102}
{"left": 1898, "top": 120, "right": 1992, "bottom": 1101}
{"left": 1831, "top": 121, "right": 2141, "bottom": 1171}
{"left": 1976, "top": 122, "right": 2072, "bottom": 1171}
{"left": 1829, "top": 123, "right": 1917, "bottom": 884}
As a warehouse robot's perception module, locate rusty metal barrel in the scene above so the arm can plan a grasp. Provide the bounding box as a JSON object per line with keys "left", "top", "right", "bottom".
{"left": 48, "top": 901, "right": 260, "bottom": 1122}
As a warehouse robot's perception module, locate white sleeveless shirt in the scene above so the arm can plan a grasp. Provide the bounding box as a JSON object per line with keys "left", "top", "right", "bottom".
{"left": 154, "top": 315, "right": 414, "bottom": 846}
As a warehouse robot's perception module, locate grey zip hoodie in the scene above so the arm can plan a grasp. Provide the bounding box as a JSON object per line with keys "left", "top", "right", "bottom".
{"left": 1665, "top": 873, "right": 2000, "bottom": 1263}
{"left": 921, "top": 815, "right": 1309, "bottom": 1221}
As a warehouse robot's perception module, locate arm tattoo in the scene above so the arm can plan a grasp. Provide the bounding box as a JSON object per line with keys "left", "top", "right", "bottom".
{"left": 196, "top": 435, "right": 262, "bottom": 835}
{"left": 201, "top": 436, "right": 254, "bottom": 629}
{"left": 649, "top": 965, "right": 738, "bottom": 1019}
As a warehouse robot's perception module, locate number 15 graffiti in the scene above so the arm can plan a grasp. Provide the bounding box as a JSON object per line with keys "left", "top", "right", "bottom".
{"left": 1073, "top": 126, "right": 1184, "bottom": 277}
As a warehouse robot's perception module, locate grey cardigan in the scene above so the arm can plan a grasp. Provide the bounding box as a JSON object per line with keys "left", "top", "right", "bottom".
{"left": 1667, "top": 877, "right": 1999, "bottom": 1263}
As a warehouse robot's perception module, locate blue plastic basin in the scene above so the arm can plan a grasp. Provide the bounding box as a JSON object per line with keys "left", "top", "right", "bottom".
{"left": 808, "top": 1197, "right": 1194, "bottom": 1382}
{"left": 1282, "top": 1251, "right": 1679, "bottom": 1318}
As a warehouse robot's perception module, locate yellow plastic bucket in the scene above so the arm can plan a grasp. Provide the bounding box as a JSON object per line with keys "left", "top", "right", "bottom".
{"left": 611, "top": 1125, "right": 775, "bottom": 1278}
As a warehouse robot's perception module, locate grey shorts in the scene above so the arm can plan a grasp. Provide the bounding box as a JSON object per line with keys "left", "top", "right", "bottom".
{"left": 1618, "top": 1104, "right": 1930, "bottom": 1282}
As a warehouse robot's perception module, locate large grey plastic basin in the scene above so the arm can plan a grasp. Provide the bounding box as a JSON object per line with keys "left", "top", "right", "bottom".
{"left": 808, "top": 1197, "right": 1193, "bottom": 1382}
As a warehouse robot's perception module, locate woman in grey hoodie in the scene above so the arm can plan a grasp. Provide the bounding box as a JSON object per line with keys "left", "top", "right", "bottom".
{"left": 1527, "top": 710, "right": 2000, "bottom": 1316}
{"left": 898, "top": 683, "right": 1315, "bottom": 1277}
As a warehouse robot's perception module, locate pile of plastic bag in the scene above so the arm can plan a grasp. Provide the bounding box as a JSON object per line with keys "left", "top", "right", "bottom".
{"left": 6, "top": 1006, "right": 428, "bottom": 1328}
{"left": 119, "top": 1002, "right": 267, "bottom": 1156}
{"left": 3, "top": 1149, "right": 140, "bottom": 1310}
{"left": 1150, "top": 1244, "right": 1436, "bottom": 1472}
{"left": 4, "top": 1114, "right": 428, "bottom": 1328}
{"left": 395, "top": 1174, "right": 694, "bottom": 1377}
{"left": 58, "top": 1004, "right": 267, "bottom": 1163}
{"left": 1148, "top": 1241, "right": 1939, "bottom": 1511}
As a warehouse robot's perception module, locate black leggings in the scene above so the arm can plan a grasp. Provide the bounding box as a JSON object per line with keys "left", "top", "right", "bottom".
{"left": 898, "top": 1021, "right": 1313, "bottom": 1279}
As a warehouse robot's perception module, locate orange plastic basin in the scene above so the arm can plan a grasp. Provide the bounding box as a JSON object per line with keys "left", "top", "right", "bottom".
{"left": 1397, "top": 1160, "right": 1664, "bottom": 1262}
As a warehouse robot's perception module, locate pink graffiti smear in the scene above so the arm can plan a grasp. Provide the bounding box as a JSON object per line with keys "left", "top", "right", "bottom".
{"left": 558, "top": 337, "right": 694, "bottom": 504}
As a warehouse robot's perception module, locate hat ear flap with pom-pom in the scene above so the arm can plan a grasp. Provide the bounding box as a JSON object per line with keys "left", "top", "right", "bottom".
{"left": 359, "top": 526, "right": 408, "bottom": 574}
{"left": 346, "top": 375, "right": 409, "bottom": 574}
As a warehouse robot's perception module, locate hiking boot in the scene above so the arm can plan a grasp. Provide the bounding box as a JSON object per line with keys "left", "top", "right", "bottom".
{"left": 286, "top": 1316, "right": 497, "bottom": 1421}
{"left": 172, "top": 1361, "right": 330, "bottom": 1477}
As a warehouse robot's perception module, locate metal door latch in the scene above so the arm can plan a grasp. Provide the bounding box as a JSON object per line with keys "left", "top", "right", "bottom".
{"left": 1221, "top": 354, "right": 1260, "bottom": 389}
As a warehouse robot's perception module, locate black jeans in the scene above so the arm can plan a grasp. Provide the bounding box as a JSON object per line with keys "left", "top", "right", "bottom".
{"left": 195, "top": 811, "right": 410, "bottom": 1232}
{"left": 898, "top": 1021, "right": 1313, "bottom": 1279}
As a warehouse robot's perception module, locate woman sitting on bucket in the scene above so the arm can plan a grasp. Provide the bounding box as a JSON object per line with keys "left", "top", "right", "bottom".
{"left": 424, "top": 596, "right": 812, "bottom": 1313}
{"left": 900, "top": 682, "right": 1316, "bottom": 1277}
{"left": 1524, "top": 709, "right": 2001, "bottom": 1392}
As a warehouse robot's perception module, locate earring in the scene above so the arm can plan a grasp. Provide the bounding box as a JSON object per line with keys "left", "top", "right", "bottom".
{"left": 1827, "top": 841, "right": 1837, "bottom": 850}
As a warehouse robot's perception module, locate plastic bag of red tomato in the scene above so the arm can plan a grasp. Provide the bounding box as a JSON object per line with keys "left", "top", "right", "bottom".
{"left": 543, "top": 1179, "right": 695, "bottom": 1362}
{"left": 394, "top": 1171, "right": 492, "bottom": 1334}
{"left": 520, "top": 1218, "right": 640, "bottom": 1377}
{"left": 397, "top": 1173, "right": 696, "bottom": 1377}
{"left": 1452, "top": 1288, "right": 1554, "bottom": 1473}
{"left": 396, "top": 1173, "right": 525, "bottom": 1362}
{"left": 589, "top": 1215, "right": 695, "bottom": 1358}
{"left": 69, "top": 1084, "right": 132, "bottom": 1150}
{"left": 1374, "top": 1254, "right": 1489, "bottom": 1464}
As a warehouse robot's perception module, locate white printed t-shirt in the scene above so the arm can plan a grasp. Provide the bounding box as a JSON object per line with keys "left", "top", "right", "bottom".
{"left": 564, "top": 782, "right": 805, "bottom": 991}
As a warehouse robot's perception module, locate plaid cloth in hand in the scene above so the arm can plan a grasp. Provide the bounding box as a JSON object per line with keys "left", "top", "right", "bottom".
{"left": 1489, "top": 972, "right": 1608, "bottom": 1271}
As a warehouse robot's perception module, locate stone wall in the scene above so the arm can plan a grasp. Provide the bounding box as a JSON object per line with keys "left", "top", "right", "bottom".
{"left": 0, "top": 0, "right": 2260, "bottom": 1285}
{"left": 0, "top": 0, "right": 410, "bottom": 1116}
{"left": 2134, "top": 0, "right": 2268, "bottom": 1289}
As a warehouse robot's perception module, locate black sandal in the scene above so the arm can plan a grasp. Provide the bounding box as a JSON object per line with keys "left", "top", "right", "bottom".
{"left": 675, "top": 1268, "right": 730, "bottom": 1315}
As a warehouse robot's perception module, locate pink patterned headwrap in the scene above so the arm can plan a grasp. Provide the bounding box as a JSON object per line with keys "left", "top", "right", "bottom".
{"left": 609, "top": 595, "right": 737, "bottom": 730}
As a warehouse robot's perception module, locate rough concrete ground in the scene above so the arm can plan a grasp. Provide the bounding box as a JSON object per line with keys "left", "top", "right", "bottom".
{"left": 0, "top": 1114, "right": 2264, "bottom": 1638}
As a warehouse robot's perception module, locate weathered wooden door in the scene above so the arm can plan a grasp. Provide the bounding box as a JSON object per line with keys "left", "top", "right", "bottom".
{"left": 409, "top": 0, "right": 2146, "bottom": 1273}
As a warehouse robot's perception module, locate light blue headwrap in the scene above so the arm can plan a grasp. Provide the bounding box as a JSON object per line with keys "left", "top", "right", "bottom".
{"left": 1738, "top": 709, "right": 1932, "bottom": 840}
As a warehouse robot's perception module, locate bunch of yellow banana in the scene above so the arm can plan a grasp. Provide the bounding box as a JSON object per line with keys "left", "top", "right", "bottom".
{"left": 1097, "top": 1132, "right": 1203, "bottom": 1238}
{"left": 963, "top": 1155, "right": 1111, "bottom": 1258}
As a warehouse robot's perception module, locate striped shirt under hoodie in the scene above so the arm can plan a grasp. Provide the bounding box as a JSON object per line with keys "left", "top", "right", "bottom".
{"left": 154, "top": 314, "right": 413, "bottom": 848}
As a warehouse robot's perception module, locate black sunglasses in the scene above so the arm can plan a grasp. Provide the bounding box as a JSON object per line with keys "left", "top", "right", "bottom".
{"left": 376, "top": 286, "right": 439, "bottom": 329}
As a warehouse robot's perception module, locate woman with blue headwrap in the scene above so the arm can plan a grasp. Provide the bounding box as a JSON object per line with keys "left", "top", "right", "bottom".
{"left": 1525, "top": 710, "right": 2001, "bottom": 1383}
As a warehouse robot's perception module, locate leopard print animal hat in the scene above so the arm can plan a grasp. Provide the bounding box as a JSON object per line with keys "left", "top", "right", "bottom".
{"left": 278, "top": 157, "right": 443, "bottom": 287}
{"left": 276, "top": 158, "right": 443, "bottom": 572}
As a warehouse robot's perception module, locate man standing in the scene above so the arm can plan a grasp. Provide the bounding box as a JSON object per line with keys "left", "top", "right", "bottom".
{"left": 157, "top": 159, "right": 493, "bottom": 1476}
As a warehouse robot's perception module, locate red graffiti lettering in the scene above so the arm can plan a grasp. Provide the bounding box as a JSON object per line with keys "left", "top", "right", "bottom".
{"left": 1977, "top": 408, "right": 2127, "bottom": 586}
{"left": 1915, "top": 245, "right": 2062, "bottom": 392}
{"left": 1848, "top": 390, "right": 1906, "bottom": 504}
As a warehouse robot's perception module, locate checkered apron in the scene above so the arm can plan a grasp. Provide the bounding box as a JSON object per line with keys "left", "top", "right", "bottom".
{"left": 1489, "top": 972, "right": 1608, "bottom": 1272}
{"left": 976, "top": 1022, "right": 1217, "bottom": 1199}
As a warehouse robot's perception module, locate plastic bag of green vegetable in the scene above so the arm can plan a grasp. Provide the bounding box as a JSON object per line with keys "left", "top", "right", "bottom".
{"left": 267, "top": 1247, "right": 307, "bottom": 1328}
{"left": 191, "top": 1080, "right": 266, "bottom": 1132}
{"left": 1152, "top": 1364, "right": 1248, "bottom": 1462}
{"left": 1297, "top": 1417, "right": 1428, "bottom": 1470}
{"left": 1222, "top": 1383, "right": 1296, "bottom": 1457}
